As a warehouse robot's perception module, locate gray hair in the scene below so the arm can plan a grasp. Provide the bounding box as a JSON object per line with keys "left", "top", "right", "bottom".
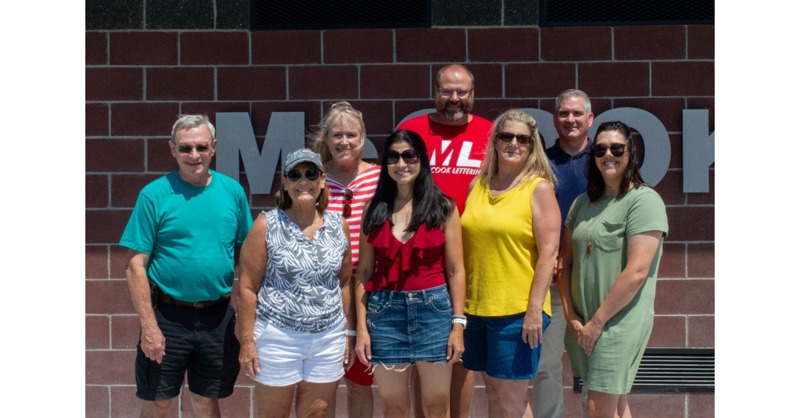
{"left": 555, "top": 89, "right": 592, "bottom": 114}
{"left": 171, "top": 114, "right": 216, "bottom": 141}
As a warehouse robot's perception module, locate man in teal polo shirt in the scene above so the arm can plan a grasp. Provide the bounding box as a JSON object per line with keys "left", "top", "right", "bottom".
{"left": 120, "top": 114, "right": 253, "bottom": 418}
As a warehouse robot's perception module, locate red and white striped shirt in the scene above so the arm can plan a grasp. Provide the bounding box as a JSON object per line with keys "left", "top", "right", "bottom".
{"left": 326, "top": 164, "right": 381, "bottom": 270}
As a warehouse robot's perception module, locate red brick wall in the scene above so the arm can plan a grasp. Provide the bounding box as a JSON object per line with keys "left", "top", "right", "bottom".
{"left": 86, "top": 25, "right": 714, "bottom": 417}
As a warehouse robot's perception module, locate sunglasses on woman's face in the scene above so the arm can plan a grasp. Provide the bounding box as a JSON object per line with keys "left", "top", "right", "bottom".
{"left": 591, "top": 143, "right": 627, "bottom": 158}
{"left": 386, "top": 149, "right": 419, "bottom": 165}
{"left": 497, "top": 132, "right": 532, "bottom": 145}
{"left": 286, "top": 166, "right": 320, "bottom": 181}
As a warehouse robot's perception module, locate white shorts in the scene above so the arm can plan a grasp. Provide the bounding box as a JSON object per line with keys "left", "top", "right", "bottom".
{"left": 253, "top": 316, "right": 346, "bottom": 386}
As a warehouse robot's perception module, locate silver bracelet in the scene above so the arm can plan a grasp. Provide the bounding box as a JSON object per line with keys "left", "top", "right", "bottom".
{"left": 345, "top": 329, "right": 358, "bottom": 337}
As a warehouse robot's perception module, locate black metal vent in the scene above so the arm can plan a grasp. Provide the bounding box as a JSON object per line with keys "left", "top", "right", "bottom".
{"left": 251, "top": 0, "right": 430, "bottom": 30}
{"left": 540, "top": 0, "right": 714, "bottom": 27}
{"left": 573, "top": 348, "right": 714, "bottom": 394}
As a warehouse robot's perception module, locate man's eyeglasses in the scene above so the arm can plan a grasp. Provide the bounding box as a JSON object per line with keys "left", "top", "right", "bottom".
{"left": 343, "top": 188, "right": 353, "bottom": 217}
{"left": 386, "top": 149, "right": 419, "bottom": 165}
{"left": 591, "top": 143, "right": 627, "bottom": 158}
{"left": 438, "top": 88, "right": 473, "bottom": 98}
{"left": 286, "top": 167, "right": 320, "bottom": 182}
{"left": 176, "top": 144, "right": 212, "bottom": 154}
{"left": 497, "top": 132, "right": 532, "bottom": 145}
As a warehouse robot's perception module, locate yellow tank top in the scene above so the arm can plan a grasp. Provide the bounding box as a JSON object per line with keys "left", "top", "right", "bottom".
{"left": 461, "top": 176, "right": 552, "bottom": 317}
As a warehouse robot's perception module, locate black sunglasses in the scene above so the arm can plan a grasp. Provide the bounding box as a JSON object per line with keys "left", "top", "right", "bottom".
{"left": 386, "top": 149, "right": 419, "bottom": 165}
{"left": 497, "top": 132, "right": 532, "bottom": 145}
{"left": 176, "top": 144, "right": 211, "bottom": 154}
{"left": 592, "top": 143, "right": 627, "bottom": 158}
{"left": 286, "top": 166, "right": 320, "bottom": 181}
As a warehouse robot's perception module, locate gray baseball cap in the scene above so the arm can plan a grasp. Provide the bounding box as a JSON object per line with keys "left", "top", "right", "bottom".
{"left": 283, "top": 148, "right": 324, "bottom": 175}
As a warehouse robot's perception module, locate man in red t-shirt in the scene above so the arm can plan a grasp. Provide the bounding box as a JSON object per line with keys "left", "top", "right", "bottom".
{"left": 397, "top": 64, "right": 492, "bottom": 418}
{"left": 397, "top": 64, "right": 493, "bottom": 215}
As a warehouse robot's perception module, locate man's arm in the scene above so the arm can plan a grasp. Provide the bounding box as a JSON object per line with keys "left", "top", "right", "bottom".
{"left": 124, "top": 250, "right": 165, "bottom": 364}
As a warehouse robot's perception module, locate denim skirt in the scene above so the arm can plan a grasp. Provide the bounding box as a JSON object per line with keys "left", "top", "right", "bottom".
{"left": 367, "top": 284, "right": 452, "bottom": 365}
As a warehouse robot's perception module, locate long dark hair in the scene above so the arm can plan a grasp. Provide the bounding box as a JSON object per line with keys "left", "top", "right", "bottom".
{"left": 362, "top": 130, "right": 454, "bottom": 234}
{"left": 587, "top": 121, "right": 645, "bottom": 202}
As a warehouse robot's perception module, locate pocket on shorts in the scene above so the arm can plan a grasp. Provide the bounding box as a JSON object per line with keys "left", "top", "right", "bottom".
{"left": 367, "top": 293, "right": 390, "bottom": 316}
{"left": 427, "top": 293, "right": 453, "bottom": 315}
{"left": 253, "top": 317, "right": 268, "bottom": 341}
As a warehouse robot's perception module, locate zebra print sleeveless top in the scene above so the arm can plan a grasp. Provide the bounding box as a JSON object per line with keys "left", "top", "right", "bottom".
{"left": 256, "top": 208, "right": 348, "bottom": 333}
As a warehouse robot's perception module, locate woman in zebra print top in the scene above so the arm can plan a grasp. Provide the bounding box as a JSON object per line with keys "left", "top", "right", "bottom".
{"left": 237, "top": 148, "right": 353, "bottom": 418}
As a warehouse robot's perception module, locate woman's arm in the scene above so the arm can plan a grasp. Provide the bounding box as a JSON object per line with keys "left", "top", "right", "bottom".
{"left": 337, "top": 217, "right": 354, "bottom": 369}
{"left": 442, "top": 208, "right": 466, "bottom": 364}
{"left": 354, "top": 214, "right": 375, "bottom": 367}
{"left": 523, "top": 180, "right": 561, "bottom": 348}
{"left": 338, "top": 218, "right": 353, "bottom": 319}
{"left": 557, "top": 227, "right": 585, "bottom": 340}
{"left": 237, "top": 213, "right": 268, "bottom": 379}
{"left": 577, "top": 230, "right": 663, "bottom": 355}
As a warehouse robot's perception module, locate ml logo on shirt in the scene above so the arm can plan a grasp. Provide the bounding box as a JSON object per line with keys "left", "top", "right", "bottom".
{"left": 429, "top": 140, "right": 482, "bottom": 175}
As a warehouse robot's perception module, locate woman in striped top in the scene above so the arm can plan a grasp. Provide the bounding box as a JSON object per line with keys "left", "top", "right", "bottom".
{"left": 312, "top": 102, "right": 380, "bottom": 418}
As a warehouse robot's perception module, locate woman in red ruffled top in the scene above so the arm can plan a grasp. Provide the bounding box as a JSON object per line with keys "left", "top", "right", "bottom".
{"left": 354, "top": 130, "right": 466, "bottom": 418}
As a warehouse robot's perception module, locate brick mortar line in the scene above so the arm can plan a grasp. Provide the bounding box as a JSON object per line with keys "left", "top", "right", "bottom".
{"left": 84, "top": 59, "right": 717, "bottom": 68}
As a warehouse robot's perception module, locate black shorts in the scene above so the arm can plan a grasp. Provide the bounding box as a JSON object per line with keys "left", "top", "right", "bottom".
{"left": 135, "top": 299, "right": 240, "bottom": 401}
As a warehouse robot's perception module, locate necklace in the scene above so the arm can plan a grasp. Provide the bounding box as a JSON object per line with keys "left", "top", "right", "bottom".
{"left": 391, "top": 198, "right": 414, "bottom": 242}
{"left": 392, "top": 198, "right": 412, "bottom": 220}
{"left": 585, "top": 199, "right": 614, "bottom": 255}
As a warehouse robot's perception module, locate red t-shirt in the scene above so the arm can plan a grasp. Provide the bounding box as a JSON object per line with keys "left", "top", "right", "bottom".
{"left": 398, "top": 114, "right": 493, "bottom": 213}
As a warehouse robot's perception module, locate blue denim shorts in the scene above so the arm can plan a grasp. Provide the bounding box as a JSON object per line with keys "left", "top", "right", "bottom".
{"left": 462, "top": 312, "right": 551, "bottom": 380}
{"left": 367, "top": 284, "right": 452, "bottom": 365}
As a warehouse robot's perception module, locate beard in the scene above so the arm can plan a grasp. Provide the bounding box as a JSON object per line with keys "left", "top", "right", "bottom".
{"left": 438, "top": 99, "right": 473, "bottom": 122}
{"left": 444, "top": 108, "right": 465, "bottom": 121}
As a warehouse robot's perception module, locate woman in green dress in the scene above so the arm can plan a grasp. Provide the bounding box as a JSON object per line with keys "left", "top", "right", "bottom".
{"left": 558, "top": 121, "right": 668, "bottom": 418}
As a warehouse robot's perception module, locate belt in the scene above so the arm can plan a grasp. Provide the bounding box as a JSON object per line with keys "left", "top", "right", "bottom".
{"left": 157, "top": 293, "right": 230, "bottom": 309}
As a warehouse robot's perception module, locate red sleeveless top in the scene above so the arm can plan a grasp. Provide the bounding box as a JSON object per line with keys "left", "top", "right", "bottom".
{"left": 364, "top": 221, "right": 447, "bottom": 292}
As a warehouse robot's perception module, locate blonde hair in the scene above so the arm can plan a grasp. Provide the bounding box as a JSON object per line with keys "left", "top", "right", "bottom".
{"left": 311, "top": 102, "right": 367, "bottom": 163}
{"left": 478, "top": 109, "right": 555, "bottom": 188}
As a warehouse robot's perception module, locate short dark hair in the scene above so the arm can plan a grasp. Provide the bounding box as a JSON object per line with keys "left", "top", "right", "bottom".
{"left": 555, "top": 89, "right": 592, "bottom": 114}
{"left": 587, "top": 121, "right": 645, "bottom": 202}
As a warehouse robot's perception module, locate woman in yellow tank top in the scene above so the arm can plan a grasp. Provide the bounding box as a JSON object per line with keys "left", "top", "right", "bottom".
{"left": 460, "top": 109, "right": 561, "bottom": 417}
